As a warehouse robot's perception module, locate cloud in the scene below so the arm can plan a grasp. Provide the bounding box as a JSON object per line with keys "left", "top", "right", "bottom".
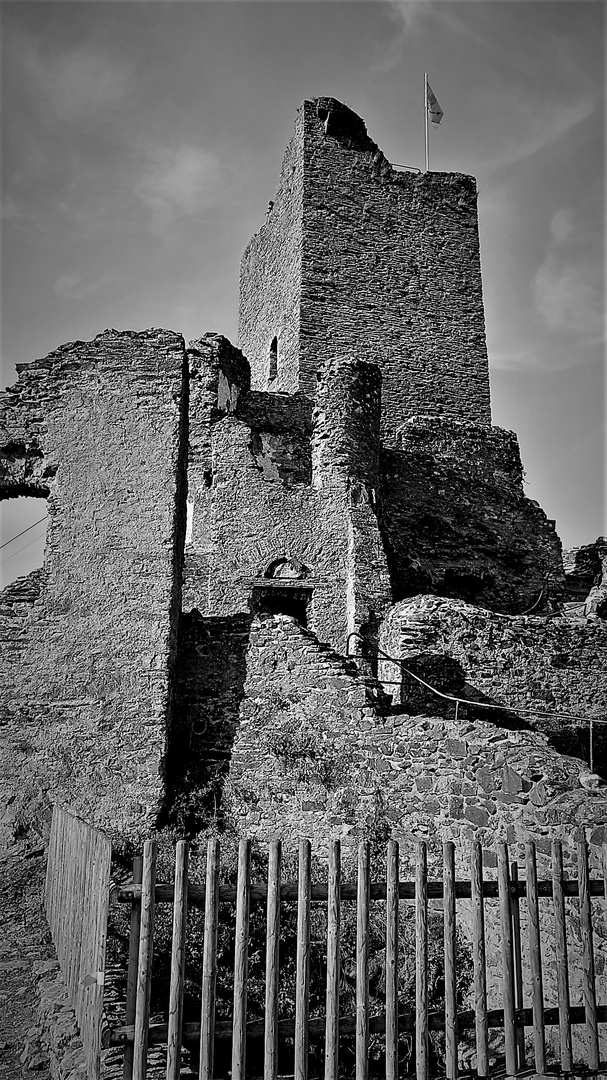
{"left": 20, "top": 36, "right": 130, "bottom": 121}
{"left": 534, "top": 257, "right": 604, "bottom": 340}
{"left": 53, "top": 272, "right": 119, "bottom": 300}
{"left": 478, "top": 97, "right": 595, "bottom": 172}
{"left": 134, "top": 144, "right": 225, "bottom": 234}
{"left": 532, "top": 208, "right": 604, "bottom": 342}
{"left": 0, "top": 196, "right": 26, "bottom": 223}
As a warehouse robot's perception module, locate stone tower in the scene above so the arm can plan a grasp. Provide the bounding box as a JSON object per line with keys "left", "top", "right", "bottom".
{"left": 238, "top": 96, "right": 491, "bottom": 443}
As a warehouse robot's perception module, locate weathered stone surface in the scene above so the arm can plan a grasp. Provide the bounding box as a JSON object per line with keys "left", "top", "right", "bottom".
{"left": 239, "top": 97, "right": 491, "bottom": 440}
{"left": 0, "top": 330, "right": 188, "bottom": 833}
{"left": 226, "top": 614, "right": 607, "bottom": 862}
{"left": 183, "top": 349, "right": 392, "bottom": 654}
{"left": 378, "top": 594, "right": 607, "bottom": 771}
{"left": 380, "top": 418, "right": 565, "bottom": 613}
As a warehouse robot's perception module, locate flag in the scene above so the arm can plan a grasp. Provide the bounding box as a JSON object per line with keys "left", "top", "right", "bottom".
{"left": 426, "top": 83, "right": 443, "bottom": 126}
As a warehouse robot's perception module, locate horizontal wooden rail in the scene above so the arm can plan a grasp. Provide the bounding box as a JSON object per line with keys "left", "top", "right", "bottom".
{"left": 108, "top": 1003, "right": 607, "bottom": 1047}
{"left": 117, "top": 877, "right": 607, "bottom": 905}
{"left": 115, "top": 838, "right": 607, "bottom": 1079}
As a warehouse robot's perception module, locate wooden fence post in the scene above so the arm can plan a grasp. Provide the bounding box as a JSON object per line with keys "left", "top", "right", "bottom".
{"left": 525, "top": 842, "right": 546, "bottom": 1075}
{"left": 551, "top": 841, "right": 572, "bottom": 1073}
{"left": 415, "top": 841, "right": 428, "bottom": 1080}
{"left": 356, "top": 841, "right": 370, "bottom": 1080}
{"left": 264, "top": 840, "right": 281, "bottom": 1080}
{"left": 200, "top": 838, "right": 220, "bottom": 1080}
{"left": 509, "top": 861, "right": 525, "bottom": 1070}
{"left": 166, "top": 841, "right": 189, "bottom": 1080}
{"left": 133, "top": 840, "right": 157, "bottom": 1080}
{"left": 123, "top": 856, "right": 143, "bottom": 1080}
{"left": 578, "top": 836, "right": 599, "bottom": 1069}
{"left": 295, "top": 839, "right": 311, "bottom": 1080}
{"left": 385, "top": 841, "right": 399, "bottom": 1080}
{"left": 470, "top": 843, "right": 488, "bottom": 1078}
{"left": 443, "top": 841, "right": 457, "bottom": 1079}
{"left": 232, "top": 839, "right": 251, "bottom": 1080}
{"left": 325, "top": 840, "right": 341, "bottom": 1080}
{"left": 497, "top": 843, "right": 517, "bottom": 1077}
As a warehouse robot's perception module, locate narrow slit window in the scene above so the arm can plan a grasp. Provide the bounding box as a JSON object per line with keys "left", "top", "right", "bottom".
{"left": 269, "top": 337, "right": 278, "bottom": 382}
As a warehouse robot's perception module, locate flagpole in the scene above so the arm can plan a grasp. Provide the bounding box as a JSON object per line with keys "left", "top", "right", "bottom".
{"left": 424, "top": 71, "right": 429, "bottom": 172}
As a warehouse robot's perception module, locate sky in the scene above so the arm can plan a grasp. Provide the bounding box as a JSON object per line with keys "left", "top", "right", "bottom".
{"left": 0, "top": 0, "right": 605, "bottom": 587}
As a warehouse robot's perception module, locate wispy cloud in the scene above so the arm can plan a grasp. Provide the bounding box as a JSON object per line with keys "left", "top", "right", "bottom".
{"left": 134, "top": 144, "right": 226, "bottom": 235}
{"left": 0, "top": 196, "right": 27, "bottom": 223}
{"left": 478, "top": 97, "right": 595, "bottom": 172}
{"left": 368, "top": 0, "right": 434, "bottom": 73}
{"left": 19, "top": 34, "right": 130, "bottom": 122}
{"left": 53, "top": 271, "right": 120, "bottom": 300}
{"left": 532, "top": 208, "right": 604, "bottom": 342}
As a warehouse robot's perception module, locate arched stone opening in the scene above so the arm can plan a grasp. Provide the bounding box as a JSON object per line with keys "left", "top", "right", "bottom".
{"left": 251, "top": 556, "right": 313, "bottom": 625}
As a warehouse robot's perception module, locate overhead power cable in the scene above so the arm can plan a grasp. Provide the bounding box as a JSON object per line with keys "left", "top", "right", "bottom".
{"left": 0, "top": 526, "right": 47, "bottom": 567}
{"left": 0, "top": 515, "right": 47, "bottom": 550}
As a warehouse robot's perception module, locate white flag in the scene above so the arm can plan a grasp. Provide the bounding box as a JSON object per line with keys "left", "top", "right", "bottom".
{"left": 426, "top": 83, "right": 443, "bottom": 126}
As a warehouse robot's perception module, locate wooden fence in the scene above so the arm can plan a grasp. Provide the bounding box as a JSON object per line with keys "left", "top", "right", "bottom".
{"left": 45, "top": 805, "right": 112, "bottom": 1080}
{"left": 109, "top": 837, "right": 607, "bottom": 1080}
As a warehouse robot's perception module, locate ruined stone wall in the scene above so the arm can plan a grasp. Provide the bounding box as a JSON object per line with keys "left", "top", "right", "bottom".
{"left": 166, "top": 611, "right": 254, "bottom": 831}
{"left": 379, "top": 417, "right": 565, "bottom": 613}
{"left": 238, "top": 109, "right": 304, "bottom": 393}
{"left": 0, "top": 330, "right": 187, "bottom": 834}
{"left": 225, "top": 613, "right": 607, "bottom": 1060}
{"left": 239, "top": 97, "right": 491, "bottom": 440}
{"left": 184, "top": 334, "right": 251, "bottom": 609}
{"left": 183, "top": 354, "right": 392, "bottom": 654}
{"left": 226, "top": 615, "right": 607, "bottom": 857}
{"left": 562, "top": 538, "right": 605, "bottom": 602}
{"left": 378, "top": 595, "right": 607, "bottom": 767}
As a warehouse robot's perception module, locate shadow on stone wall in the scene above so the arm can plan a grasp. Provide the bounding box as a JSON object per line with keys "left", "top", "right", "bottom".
{"left": 398, "top": 652, "right": 605, "bottom": 779}
{"left": 161, "top": 611, "right": 253, "bottom": 835}
{"left": 391, "top": 653, "right": 531, "bottom": 732}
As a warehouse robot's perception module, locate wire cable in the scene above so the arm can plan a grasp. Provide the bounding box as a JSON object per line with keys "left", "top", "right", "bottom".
{"left": 0, "top": 526, "right": 47, "bottom": 567}
{"left": 0, "top": 515, "right": 47, "bottom": 550}
{"left": 346, "top": 632, "right": 606, "bottom": 726}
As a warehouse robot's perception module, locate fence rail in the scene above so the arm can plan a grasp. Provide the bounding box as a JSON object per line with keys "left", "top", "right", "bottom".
{"left": 108, "top": 836, "right": 607, "bottom": 1080}
{"left": 45, "top": 805, "right": 112, "bottom": 1080}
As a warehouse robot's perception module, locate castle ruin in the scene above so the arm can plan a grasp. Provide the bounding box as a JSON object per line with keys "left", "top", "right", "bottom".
{"left": 1, "top": 98, "right": 606, "bottom": 879}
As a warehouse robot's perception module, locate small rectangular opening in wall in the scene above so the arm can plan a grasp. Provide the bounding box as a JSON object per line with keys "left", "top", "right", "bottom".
{"left": 250, "top": 584, "right": 312, "bottom": 627}
{"left": 1, "top": 497, "right": 48, "bottom": 589}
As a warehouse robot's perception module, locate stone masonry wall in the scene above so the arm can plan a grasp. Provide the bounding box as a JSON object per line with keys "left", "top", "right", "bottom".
{"left": 226, "top": 613, "right": 607, "bottom": 1060}
{"left": 167, "top": 611, "right": 253, "bottom": 830}
{"left": 378, "top": 594, "right": 607, "bottom": 769}
{"left": 380, "top": 417, "right": 565, "bottom": 613}
{"left": 183, "top": 355, "right": 392, "bottom": 654}
{"left": 227, "top": 616, "right": 607, "bottom": 856}
{"left": 0, "top": 329, "right": 188, "bottom": 835}
{"left": 184, "top": 334, "right": 251, "bottom": 611}
{"left": 239, "top": 97, "right": 491, "bottom": 440}
{"left": 238, "top": 107, "right": 304, "bottom": 393}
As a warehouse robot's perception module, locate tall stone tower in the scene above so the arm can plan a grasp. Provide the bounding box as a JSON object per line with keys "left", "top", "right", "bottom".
{"left": 238, "top": 97, "right": 491, "bottom": 443}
